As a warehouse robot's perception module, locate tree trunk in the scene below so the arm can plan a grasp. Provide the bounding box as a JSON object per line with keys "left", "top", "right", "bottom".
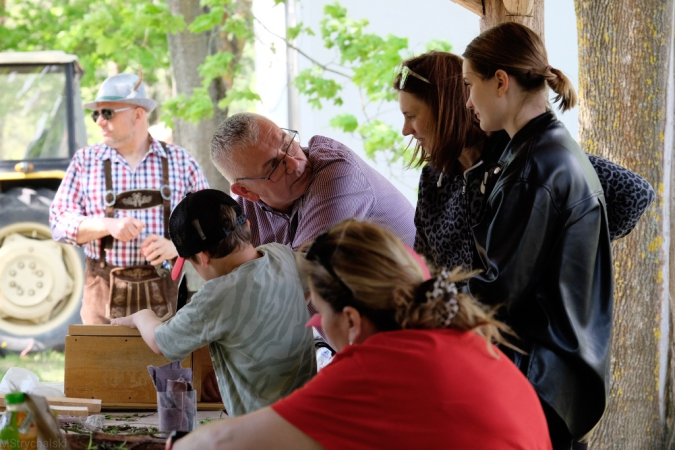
{"left": 665, "top": 12, "right": 675, "bottom": 449}
{"left": 575, "top": 1, "right": 675, "bottom": 448}
{"left": 165, "top": 0, "right": 250, "bottom": 290}
{"left": 165, "top": 0, "right": 229, "bottom": 193}
{"left": 480, "top": 0, "right": 544, "bottom": 35}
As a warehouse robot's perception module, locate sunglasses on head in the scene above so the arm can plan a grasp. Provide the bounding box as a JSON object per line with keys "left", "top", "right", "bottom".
{"left": 91, "top": 107, "right": 134, "bottom": 123}
{"left": 399, "top": 66, "right": 431, "bottom": 90}
{"left": 306, "top": 232, "right": 354, "bottom": 301}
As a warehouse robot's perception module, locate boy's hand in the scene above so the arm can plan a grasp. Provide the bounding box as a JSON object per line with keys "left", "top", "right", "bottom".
{"left": 111, "top": 309, "right": 164, "bottom": 355}
{"left": 142, "top": 234, "right": 178, "bottom": 266}
{"left": 110, "top": 314, "right": 137, "bottom": 329}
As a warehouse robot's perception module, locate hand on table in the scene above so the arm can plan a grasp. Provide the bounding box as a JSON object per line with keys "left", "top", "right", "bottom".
{"left": 110, "top": 314, "right": 137, "bottom": 329}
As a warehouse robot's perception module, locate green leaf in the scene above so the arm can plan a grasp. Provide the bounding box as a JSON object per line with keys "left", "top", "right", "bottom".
{"left": 330, "top": 114, "right": 359, "bottom": 133}
{"left": 287, "top": 24, "right": 303, "bottom": 40}
{"left": 357, "top": 120, "right": 402, "bottom": 158}
{"left": 162, "top": 88, "right": 215, "bottom": 124}
{"left": 293, "top": 68, "right": 343, "bottom": 110}
{"left": 287, "top": 22, "right": 315, "bottom": 40}
{"left": 217, "top": 87, "right": 261, "bottom": 108}
{"left": 221, "top": 14, "right": 253, "bottom": 40}
{"left": 324, "top": 2, "right": 347, "bottom": 20}
{"left": 199, "top": 52, "right": 235, "bottom": 83}
{"left": 189, "top": 6, "right": 225, "bottom": 34}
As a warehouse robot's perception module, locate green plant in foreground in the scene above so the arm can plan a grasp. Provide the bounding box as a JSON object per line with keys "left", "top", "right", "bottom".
{"left": 199, "top": 410, "right": 225, "bottom": 425}
{"left": 86, "top": 433, "right": 98, "bottom": 450}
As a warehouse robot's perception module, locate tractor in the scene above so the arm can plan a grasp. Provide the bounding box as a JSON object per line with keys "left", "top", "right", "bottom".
{"left": 0, "top": 51, "right": 87, "bottom": 351}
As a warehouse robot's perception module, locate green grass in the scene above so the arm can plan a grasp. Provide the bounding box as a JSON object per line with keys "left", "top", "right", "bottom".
{"left": 0, "top": 351, "right": 65, "bottom": 382}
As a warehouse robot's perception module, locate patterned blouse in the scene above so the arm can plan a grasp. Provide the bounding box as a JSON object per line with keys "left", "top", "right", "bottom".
{"left": 415, "top": 148, "right": 656, "bottom": 273}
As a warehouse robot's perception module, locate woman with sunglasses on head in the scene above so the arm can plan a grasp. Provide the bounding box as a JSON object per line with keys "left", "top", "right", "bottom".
{"left": 394, "top": 26, "right": 653, "bottom": 449}
{"left": 395, "top": 52, "right": 654, "bottom": 273}
{"left": 169, "top": 219, "right": 552, "bottom": 450}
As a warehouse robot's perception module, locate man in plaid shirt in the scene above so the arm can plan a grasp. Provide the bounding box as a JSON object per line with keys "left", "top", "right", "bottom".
{"left": 211, "top": 113, "right": 415, "bottom": 251}
{"left": 210, "top": 113, "right": 415, "bottom": 362}
{"left": 50, "top": 73, "right": 208, "bottom": 324}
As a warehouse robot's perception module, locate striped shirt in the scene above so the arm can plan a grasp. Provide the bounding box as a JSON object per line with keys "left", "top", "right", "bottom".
{"left": 49, "top": 139, "right": 209, "bottom": 267}
{"left": 154, "top": 243, "right": 317, "bottom": 417}
{"left": 238, "top": 135, "right": 416, "bottom": 250}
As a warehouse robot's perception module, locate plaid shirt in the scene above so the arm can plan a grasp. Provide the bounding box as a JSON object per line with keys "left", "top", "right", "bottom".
{"left": 50, "top": 139, "right": 209, "bottom": 267}
{"left": 238, "top": 135, "right": 415, "bottom": 250}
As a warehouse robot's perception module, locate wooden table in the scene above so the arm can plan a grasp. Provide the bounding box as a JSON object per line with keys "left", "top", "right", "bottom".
{"left": 25, "top": 383, "right": 227, "bottom": 428}
{"left": 102, "top": 409, "right": 226, "bottom": 428}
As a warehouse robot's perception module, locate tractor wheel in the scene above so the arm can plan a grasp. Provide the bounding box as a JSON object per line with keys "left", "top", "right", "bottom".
{"left": 0, "top": 187, "right": 85, "bottom": 351}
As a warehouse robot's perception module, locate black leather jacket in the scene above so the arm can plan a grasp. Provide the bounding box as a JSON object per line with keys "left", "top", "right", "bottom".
{"left": 468, "top": 112, "right": 613, "bottom": 439}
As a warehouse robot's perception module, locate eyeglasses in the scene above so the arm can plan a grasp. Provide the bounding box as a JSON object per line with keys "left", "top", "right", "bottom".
{"left": 306, "top": 232, "right": 354, "bottom": 301}
{"left": 91, "top": 107, "right": 133, "bottom": 123}
{"left": 399, "top": 66, "right": 431, "bottom": 90}
{"left": 235, "top": 128, "right": 299, "bottom": 183}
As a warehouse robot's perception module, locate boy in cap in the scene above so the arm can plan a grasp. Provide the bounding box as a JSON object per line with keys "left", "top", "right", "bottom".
{"left": 111, "top": 189, "right": 316, "bottom": 416}
{"left": 50, "top": 71, "right": 209, "bottom": 324}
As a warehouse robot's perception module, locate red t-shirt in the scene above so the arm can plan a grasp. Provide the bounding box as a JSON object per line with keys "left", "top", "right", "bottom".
{"left": 272, "top": 329, "right": 551, "bottom": 450}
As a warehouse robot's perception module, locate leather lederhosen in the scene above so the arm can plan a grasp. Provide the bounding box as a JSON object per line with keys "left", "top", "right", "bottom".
{"left": 81, "top": 143, "right": 178, "bottom": 324}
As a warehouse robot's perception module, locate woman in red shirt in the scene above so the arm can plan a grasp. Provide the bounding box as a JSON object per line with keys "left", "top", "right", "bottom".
{"left": 170, "top": 220, "right": 551, "bottom": 450}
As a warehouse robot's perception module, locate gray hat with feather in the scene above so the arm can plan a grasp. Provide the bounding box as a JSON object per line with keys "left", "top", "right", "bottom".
{"left": 84, "top": 73, "right": 157, "bottom": 112}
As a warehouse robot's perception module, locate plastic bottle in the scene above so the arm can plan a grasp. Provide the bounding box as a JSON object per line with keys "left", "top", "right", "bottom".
{"left": 316, "top": 346, "right": 334, "bottom": 371}
{"left": 0, "top": 392, "right": 38, "bottom": 450}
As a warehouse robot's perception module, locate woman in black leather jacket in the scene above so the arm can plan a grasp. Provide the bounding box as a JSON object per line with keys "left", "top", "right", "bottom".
{"left": 461, "top": 22, "right": 613, "bottom": 450}
{"left": 394, "top": 52, "right": 653, "bottom": 275}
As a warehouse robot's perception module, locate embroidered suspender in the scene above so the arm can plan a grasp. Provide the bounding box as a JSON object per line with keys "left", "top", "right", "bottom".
{"left": 99, "top": 142, "right": 172, "bottom": 267}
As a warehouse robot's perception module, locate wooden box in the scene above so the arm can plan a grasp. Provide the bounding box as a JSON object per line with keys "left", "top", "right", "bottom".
{"left": 65, "top": 325, "right": 222, "bottom": 410}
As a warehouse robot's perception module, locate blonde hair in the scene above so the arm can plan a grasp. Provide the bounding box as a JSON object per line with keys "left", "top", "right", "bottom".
{"left": 463, "top": 22, "right": 577, "bottom": 112}
{"left": 297, "top": 220, "right": 518, "bottom": 354}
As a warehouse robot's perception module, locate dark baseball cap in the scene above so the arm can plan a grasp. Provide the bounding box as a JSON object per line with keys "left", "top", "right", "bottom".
{"left": 169, "top": 189, "right": 247, "bottom": 280}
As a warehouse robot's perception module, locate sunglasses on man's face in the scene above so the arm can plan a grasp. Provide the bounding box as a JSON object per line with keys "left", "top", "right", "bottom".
{"left": 91, "top": 107, "right": 134, "bottom": 123}
{"left": 399, "top": 66, "right": 431, "bottom": 90}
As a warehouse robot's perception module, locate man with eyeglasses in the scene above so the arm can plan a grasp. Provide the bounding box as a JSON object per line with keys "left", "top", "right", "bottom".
{"left": 211, "top": 113, "right": 415, "bottom": 252}
{"left": 50, "top": 72, "right": 209, "bottom": 324}
{"left": 211, "top": 113, "right": 415, "bottom": 363}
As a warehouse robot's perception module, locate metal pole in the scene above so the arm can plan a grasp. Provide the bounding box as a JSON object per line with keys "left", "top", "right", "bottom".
{"left": 285, "top": 0, "right": 300, "bottom": 131}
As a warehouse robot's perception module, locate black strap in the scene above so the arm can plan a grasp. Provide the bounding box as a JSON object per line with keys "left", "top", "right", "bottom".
{"left": 100, "top": 159, "right": 114, "bottom": 266}
{"left": 160, "top": 141, "right": 171, "bottom": 240}
{"left": 98, "top": 141, "right": 172, "bottom": 268}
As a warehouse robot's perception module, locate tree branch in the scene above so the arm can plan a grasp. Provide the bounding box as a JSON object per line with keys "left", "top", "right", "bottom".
{"left": 252, "top": 14, "right": 352, "bottom": 79}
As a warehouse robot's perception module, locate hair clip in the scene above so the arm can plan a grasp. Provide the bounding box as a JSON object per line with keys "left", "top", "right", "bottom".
{"left": 426, "top": 268, "right": 460, "bottom": 326}
{"left": 426, "top": 268, "right": 458, "bottom": 300}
